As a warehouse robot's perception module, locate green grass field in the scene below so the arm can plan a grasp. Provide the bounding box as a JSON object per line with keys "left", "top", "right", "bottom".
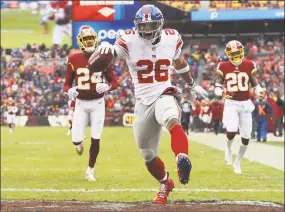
{"left": 1, "top": 127, "right": 284, "bottom": 204}
{"left": 1, "top": 9, "right": 71, "bottom": 48}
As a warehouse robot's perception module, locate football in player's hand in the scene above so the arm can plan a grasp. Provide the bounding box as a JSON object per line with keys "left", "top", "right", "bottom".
{"left": 88, "top": 48, "right": 113, "bottom": 73}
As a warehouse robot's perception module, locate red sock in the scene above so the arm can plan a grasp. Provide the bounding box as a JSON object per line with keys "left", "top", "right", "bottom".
{"left": 146, "top": 157, "right": 166, "bottom": 181}
{"left": 170, "top": 125, "right": 189, "bottom": 156}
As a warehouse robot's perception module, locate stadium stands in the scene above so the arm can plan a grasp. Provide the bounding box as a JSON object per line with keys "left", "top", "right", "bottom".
{"left": 1, "top": 35, "right": 283, "bottom": 117}
{"left": 157, "top": 0, "right": 283, "bottom": 12}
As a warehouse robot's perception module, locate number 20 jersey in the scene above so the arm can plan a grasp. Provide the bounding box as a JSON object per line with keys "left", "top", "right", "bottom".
{"left": 216, "top": 59, "right": 257, "bottom": 101}
{"left": 114, "top": 29, "right": 183, "bottom": 105}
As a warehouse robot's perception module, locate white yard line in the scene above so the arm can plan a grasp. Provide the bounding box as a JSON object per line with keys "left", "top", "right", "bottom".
{"left": 1, "top": 188, "right": 284, "bottom": 193}
{"left": 1, "top": 142, "right": 47, "bottom": 145}
{"left": 2, "top": 168, "right": 130, "bottom": 172}
{"left": 189, "top": 133, "right": 284, "bottom": 171}
{"left": 1, "top": 29, "right": 34, "bottom": 33}
{"left": 2, "top": 168, "right": 81, "bottom": 171}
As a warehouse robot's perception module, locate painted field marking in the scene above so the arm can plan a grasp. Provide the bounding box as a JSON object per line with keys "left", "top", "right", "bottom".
{"left": 1, "top": 200, "right": 283, "bottom": 208}
{"left": 2, "top": 188, "right": 284, "bottom": 193}
{"left": 3, "top": 168, "right": 81, "bottom": 171}
{"left": 1, "top": 142, "right": 47, "bottom": 145}
{"left": 1, "top": 29, "right": 34, "bottom": 33}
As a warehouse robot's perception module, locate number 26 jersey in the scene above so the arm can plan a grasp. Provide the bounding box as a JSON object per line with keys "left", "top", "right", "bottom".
{"left": 114, "top": 29, "right": 183, "bottom": 105}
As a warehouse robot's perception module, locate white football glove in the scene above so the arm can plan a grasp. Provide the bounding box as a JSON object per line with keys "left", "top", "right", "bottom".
{"left": 68, "top": 86, "right": 79, "bottom": 100}
{"left": 96, "top": 83, "right": 111, "bottom": 94}
{"left": 189, "top": 82, "right": 208, "bottom": 100}
{"left": 98, "top": 41, "right": 115, "bottom": 55}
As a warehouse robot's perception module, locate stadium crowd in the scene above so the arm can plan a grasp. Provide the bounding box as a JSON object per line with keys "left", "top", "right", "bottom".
{"left": 1, "top": 35, "right": 284, "bottom": 134}
{"left": 158, "top": 0, "right": 284, "bottom": 12}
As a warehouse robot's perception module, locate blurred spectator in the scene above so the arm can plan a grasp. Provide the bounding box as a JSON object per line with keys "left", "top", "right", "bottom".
{"left": 1, "top": 35, "right": 284, "bottom": 136}
{"left": 180, "top": 95, "right": 192, "bottom": 135}
{"left": 210, "top": 98, "right": 224, "bottom": 135}
{"left": 253, "top": 95, "right": 273, "bottom": 142}
{"left": 114, "top": 99, "right": 122, "bottom": 112}
{"left": 157, "top": 0, "right": 283, "bottom": 12}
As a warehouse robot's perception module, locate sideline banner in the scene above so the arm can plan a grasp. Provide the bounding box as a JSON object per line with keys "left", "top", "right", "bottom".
{"left": 122, "top": 113, "right": 135, "bottom": 127}
{"left": 73, "top": 0, "right": 141, "bottom": 21}
{"left": 191, "top": 9, "right": 284, "bottom": 21}
{"left": 72, "top": 21, "right": 134, "bottom": 47}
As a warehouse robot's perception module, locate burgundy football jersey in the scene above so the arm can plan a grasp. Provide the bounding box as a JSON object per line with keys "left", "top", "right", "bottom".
{"left": 217, "top": 59, "right": 257, "bottom": 101}
{"left": 63, "top": 53, "right": 118, "bottom": 100}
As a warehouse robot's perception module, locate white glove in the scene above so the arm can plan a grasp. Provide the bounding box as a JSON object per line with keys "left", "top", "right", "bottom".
{"left": 98, "top": 41, "right": 115, "bottom": 55}
{"left": 189, "top": 82, "right": 208, "bottom": 100}
{"left": 68, "top": 86, "right": 78, "bottom": 100}
{"left": 96, "top": 83, "right": 111, "bottom": 94}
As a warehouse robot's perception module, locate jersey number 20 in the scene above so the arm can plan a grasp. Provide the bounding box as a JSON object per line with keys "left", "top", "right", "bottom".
{"left": 226, "top": 72, "right": 249, "bottom": 92}
{"left": 137, "top": 59, "right": 171, "bottom": 83}
{"left": 77, "top": 68, "right": 102, "bottom": 90}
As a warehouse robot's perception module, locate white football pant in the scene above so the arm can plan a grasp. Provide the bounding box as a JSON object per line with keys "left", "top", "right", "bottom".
{"left": 72, "top": 98, "right": 105, "bottom": 142}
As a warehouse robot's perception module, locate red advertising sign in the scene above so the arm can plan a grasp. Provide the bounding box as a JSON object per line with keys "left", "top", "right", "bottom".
{"left": 73, "top": 0, "right": 115, "bottom": 21}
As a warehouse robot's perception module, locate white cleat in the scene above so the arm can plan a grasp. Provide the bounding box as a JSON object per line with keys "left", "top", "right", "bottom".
{"left": 67, "top": 130, "right": 71, "bottom": 136}
{"left": 85, "top": 171, "right": 96, "bottom": 182}
{"left": 233, "top": 161, "right": 242, "bottom": 174}
{"left": 76, "top": 143, "right": 84, "bottom": 156}
{"left": 225, "top": 147, "right": 232, "bottom": 165}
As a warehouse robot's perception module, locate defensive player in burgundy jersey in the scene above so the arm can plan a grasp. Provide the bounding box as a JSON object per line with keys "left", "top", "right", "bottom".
{"left": 214, "top": 40, "right": 267, "bottom": 174}
{"left": 63, "top": 25, "right": 118, "bottom": 181}
{"left": 6, "top": 97, "right": 18, "bottom": 133}
{"left": 66, "top": 98, "right": 75, "bottom": 136}
{"left": 98, "top": 5, "right": 208, "bottom": 204}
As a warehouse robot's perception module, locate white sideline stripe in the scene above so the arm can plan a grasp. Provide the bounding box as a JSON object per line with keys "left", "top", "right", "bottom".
{"left": 2, "top": 188, "right": 284, "bottom": 193}
{"left": 3, "top": 168, "right": 81, "bottom": 171}
{"left": 2, "top": 168, "right": 129, "bottom": 171}
{"left": 1, "top": 142, "right": 47, "bottom": 145}
{"left": 1, "top": 29, "right": 34, "bottom": 33}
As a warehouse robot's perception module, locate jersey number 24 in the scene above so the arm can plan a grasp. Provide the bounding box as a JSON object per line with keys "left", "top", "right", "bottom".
{"left": 77, "top": 68, "right": 102, "bottom": 90}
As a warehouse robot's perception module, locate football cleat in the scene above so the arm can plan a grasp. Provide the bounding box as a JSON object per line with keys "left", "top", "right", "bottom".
{"left": 75, "top": 143, "right": 84, "bottom": 156}
{"left": 67, "top": 130, "right": 71, "bottom": 136}
{"left": 85, "top": 171, "right": 96, "bottom": 182}
{"left": 176, "top": 153, "right": 192, "bottom": 185}
{"left": 153, "top": 174, "right": 174, "bottom": 204}
{"left": 233, "top": 161, "right": 242, "bottom": 174}
{"left": 225, "top": 146, "right": 232, "bottom": 165}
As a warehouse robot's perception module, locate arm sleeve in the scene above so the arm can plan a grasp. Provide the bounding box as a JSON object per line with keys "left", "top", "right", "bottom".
{"left": 173, "top": 31, "right": 183, "bottom": 60}
{"left": 216, "top": 62, "right": 224, "bottom": 78}
{"left": 114, "top": 32, "right": 129, "bottom": 59}
{"left": 63, "top": 57, "right": 75, "bottom": 93}
{"left": 104, "top": 66, "right": 118, "bottom": 91}
{"left": 251, "top": 61, "right": 257, "bottom": 75}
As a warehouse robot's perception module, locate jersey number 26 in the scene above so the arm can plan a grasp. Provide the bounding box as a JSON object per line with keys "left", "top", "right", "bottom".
{"left": 137, "top": 59, "right": 171, "bottom": 83}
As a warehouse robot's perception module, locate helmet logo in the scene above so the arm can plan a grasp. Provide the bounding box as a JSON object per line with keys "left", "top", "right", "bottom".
{"left": 142, "top": 13, "right": 151, "bottom": 21}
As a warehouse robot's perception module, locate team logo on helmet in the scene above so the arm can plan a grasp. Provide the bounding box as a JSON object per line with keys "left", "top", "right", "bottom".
{"left": 225, "top": 40, "right": 244, "bottom": 66}
{"left": 77, "top": 25, "right": 98, "bottom": 53}
{"left": 134, "top": 4, "right": 164, "bottom": 43}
